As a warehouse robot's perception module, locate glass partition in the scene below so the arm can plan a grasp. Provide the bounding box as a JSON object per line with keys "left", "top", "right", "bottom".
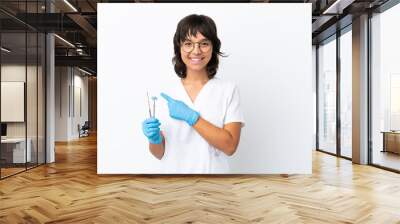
{"left": 0, "top": 1, "right": 46, "bottom": 179}
{"left": 27, "top": 31, "right": 38, "bottom": 169}
{"left": 1, "top": 31, "right": 28, "bottom": 177}
{"left": 38, "top": 32, "right": 45, "bottom": 165}
{"left": 318, "top": 36, "right": 337, "bottom": 155}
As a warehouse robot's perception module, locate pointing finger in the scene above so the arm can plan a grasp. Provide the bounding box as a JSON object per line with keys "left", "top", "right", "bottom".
{"left": 160, "top": 92, "right": 174, "bottom": 103}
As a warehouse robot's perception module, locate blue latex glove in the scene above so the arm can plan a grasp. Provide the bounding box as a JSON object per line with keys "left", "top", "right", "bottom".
{"left": 160, "top": 92, "right": 200, "bottom": 126}
{"left": 142, "top": 118, "right": 162, "bottom": 144}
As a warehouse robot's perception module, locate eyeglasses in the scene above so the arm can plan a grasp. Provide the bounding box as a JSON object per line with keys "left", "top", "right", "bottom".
{"left": 181, "top": 40, "right": 212, "bottom": 53}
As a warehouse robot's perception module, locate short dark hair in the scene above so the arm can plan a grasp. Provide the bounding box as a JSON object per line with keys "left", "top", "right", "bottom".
{"left": 172, "top": 14, "right": 225, "bottom": 79}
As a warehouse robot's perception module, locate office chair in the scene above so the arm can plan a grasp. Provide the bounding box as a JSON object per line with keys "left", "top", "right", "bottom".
{"left": 79, "top": 121, "right": 90, "bottom": 138}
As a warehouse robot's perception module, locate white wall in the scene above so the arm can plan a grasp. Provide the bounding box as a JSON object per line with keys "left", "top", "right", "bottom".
{"left": 98, "top": 3, "right": 313, "bottom": 174}
{"left": 55, "top": 67, "right": 89, "bottom": 141}
{"left": 72, "top": 72, "right": 89, "bottom": 138}
{"left": 312, "top": 45, "right": 317, "bottom": 150}
{"left": 55, "top": 66, "right": 69, "bottom": 141}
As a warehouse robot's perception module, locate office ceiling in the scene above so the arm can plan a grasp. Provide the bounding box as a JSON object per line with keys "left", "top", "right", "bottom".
{"left": 0, "top": 0, "right": 393, "bottom": 75}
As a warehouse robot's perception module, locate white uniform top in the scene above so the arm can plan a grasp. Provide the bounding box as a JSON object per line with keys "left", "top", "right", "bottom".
{"left": 157, "top": 77, "right": 245, "bottom": 174}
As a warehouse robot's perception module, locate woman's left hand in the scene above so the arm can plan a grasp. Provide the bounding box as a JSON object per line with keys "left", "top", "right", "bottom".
{"left": 160, "top": 93, "right": 200, "bottom": 126}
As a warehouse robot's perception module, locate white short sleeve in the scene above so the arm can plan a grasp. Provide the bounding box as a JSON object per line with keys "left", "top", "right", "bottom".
{"left": 224, "top": 84, "right": 245, "bottom": 127}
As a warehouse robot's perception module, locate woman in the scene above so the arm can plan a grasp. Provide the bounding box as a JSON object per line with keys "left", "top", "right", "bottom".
{"left": 142, "top": 14, "right": 245, "bottom": 173}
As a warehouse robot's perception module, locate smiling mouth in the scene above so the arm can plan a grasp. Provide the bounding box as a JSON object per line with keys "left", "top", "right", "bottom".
{"left": 189, "top": 57, "right": 204, "bottom": 64}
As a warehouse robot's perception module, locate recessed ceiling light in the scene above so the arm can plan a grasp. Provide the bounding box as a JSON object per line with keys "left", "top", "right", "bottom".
{"left": 78, "top": 67, "right": 93, "bottom": 76}
{"left": 1, "top": 47, "right": 11, "bottom": 53}
{"left": 322, "top": 0, "right": 354, "bottom": 15}
{"left": 63, "top": 0, "right": 78, "bottom": 12}
{"left": 54, "top": 34, "right": 75, "bottom": 48}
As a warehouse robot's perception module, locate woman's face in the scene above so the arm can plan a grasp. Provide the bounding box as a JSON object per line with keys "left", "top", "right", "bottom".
{"left": 180, "top": 32, "right": 212, "bottom": 74}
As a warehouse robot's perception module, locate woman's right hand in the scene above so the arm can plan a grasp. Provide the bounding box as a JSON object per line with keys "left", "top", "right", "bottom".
{"left": 142, "top": 118, "right": 162, "bottom": 144}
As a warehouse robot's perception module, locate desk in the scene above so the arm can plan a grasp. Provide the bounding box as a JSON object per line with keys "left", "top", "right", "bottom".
{"left": 381, "top": 131, "right": 400, "bottom": 154}
{"left": 1, "top": 138, "right": 31, "bottom": 163}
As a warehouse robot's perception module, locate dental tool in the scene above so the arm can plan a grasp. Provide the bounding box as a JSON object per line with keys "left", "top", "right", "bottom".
{"left": 147, "top": 91, "right": 152, "bottom": 118}
{"left": 151, "top": 96, "right": 157, "bottom": 118}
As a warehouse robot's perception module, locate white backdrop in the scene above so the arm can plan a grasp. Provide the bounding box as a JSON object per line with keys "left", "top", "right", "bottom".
{"left": 98, "top": 3, "right": 313, "bottom": 174}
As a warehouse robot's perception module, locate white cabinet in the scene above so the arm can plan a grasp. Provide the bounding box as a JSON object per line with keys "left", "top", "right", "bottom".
{"left": 1, "top": 138, "right": 32, "bottom": 163}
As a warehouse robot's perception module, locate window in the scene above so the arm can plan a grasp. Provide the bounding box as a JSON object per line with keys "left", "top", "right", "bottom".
{"left": 318, "top": 36, "right": 337, "bottom": 155}
{"left": 340, "top": 29, "right": 352, "bottom": 158}
{"left": 371, "top": 3, "right": 400, "bottom": 171}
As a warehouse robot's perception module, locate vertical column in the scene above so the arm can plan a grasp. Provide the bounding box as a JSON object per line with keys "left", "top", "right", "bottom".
{"left": 352, "top": 14, "right": 369, "bottom": 164}
{"left": 336, "top": 30, "right": 341, "bottom": 156}
{"left": 46, "top": 0, "right": 55, "bottom": 163}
